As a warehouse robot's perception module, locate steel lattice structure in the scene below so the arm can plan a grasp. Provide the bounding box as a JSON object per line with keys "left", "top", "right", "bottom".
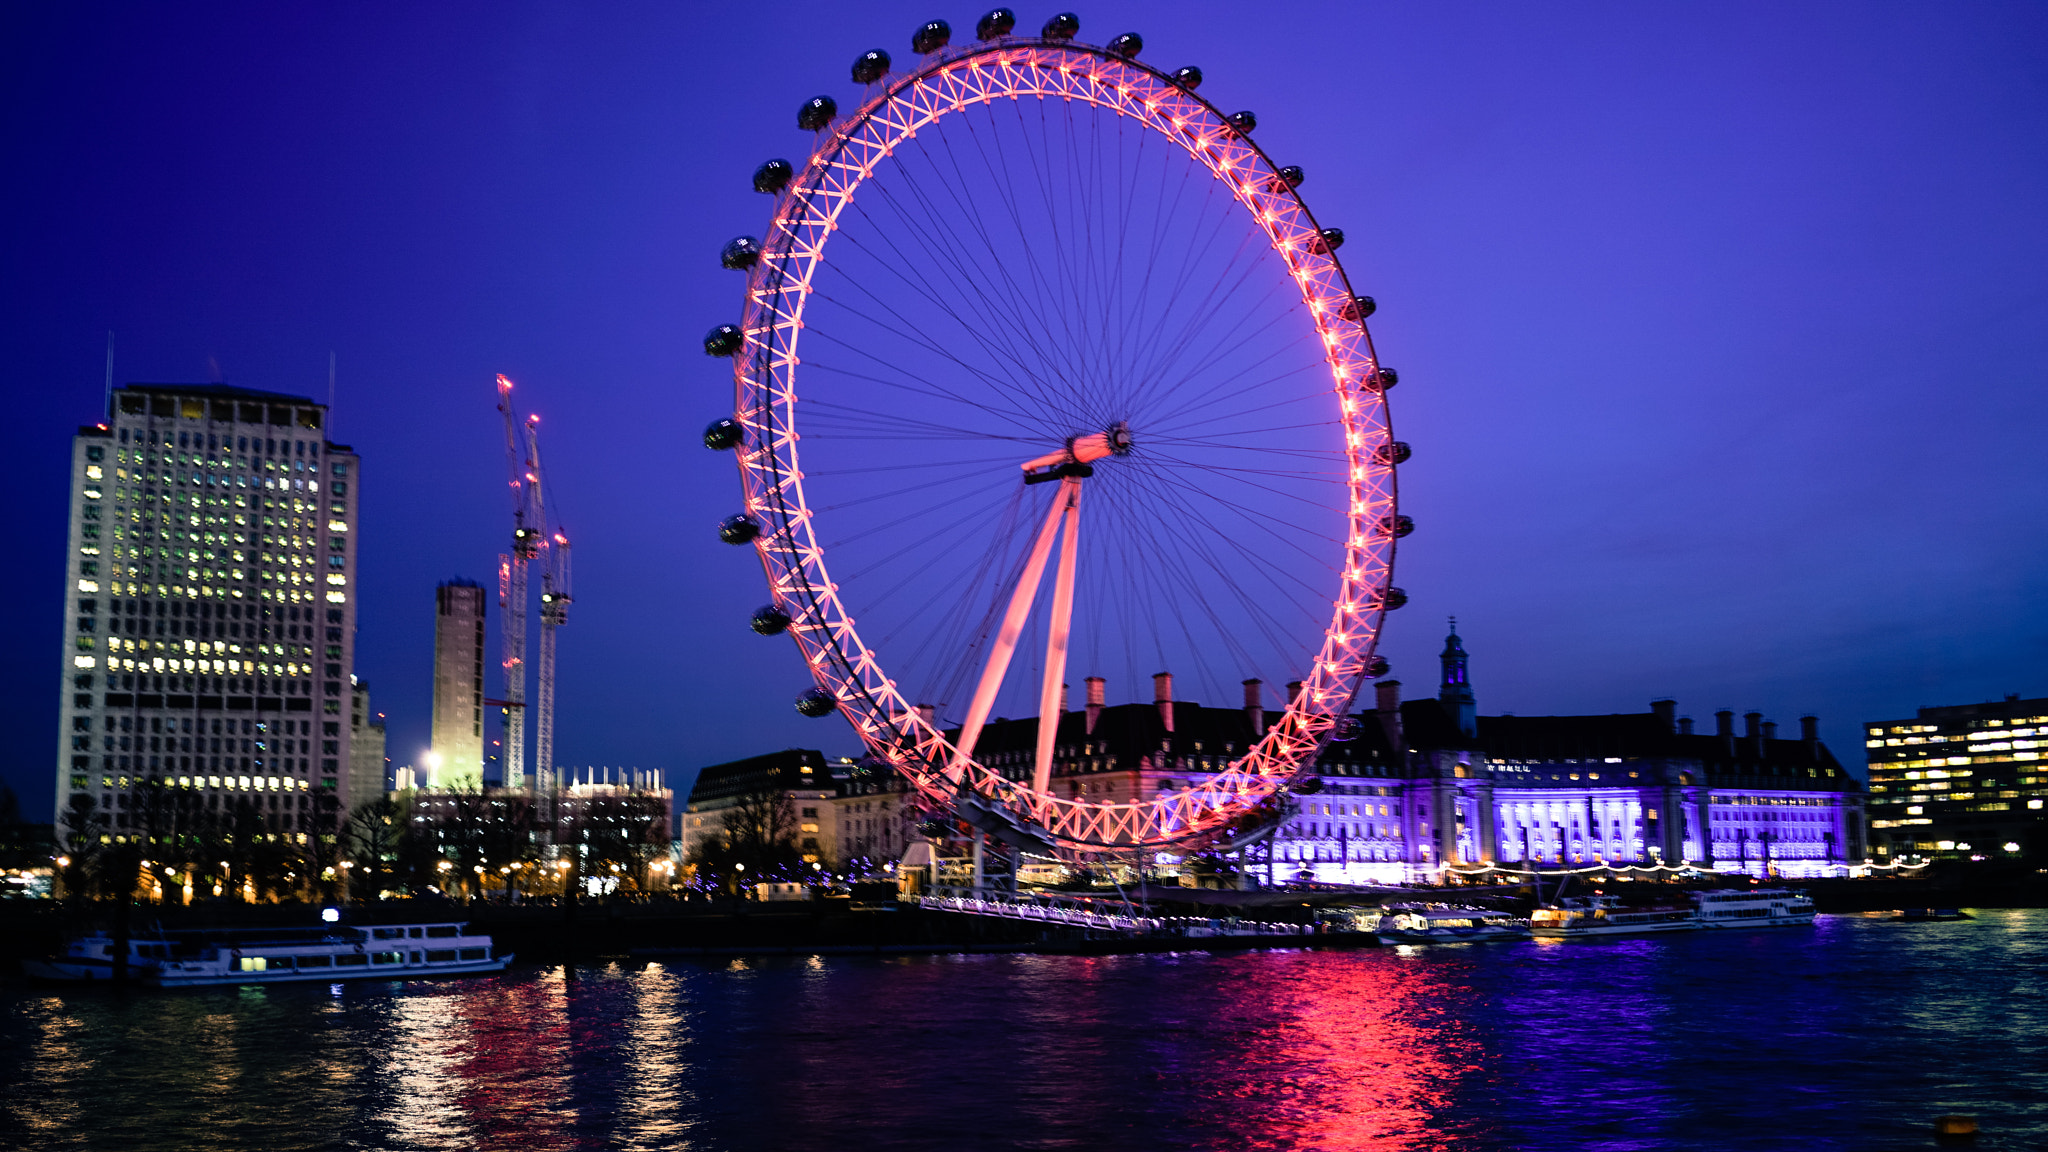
{"left": 721, "top": 22, "right": 1399, "bottom": 854}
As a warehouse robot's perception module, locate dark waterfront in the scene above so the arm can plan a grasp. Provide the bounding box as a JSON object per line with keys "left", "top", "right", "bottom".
{"left": 3, "top": 911, "right": 2045, "bottom": 1152}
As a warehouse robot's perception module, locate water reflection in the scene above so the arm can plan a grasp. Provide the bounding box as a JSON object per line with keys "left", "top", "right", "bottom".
{"left": 4, "top": 915, "right": 2046, "bottom": 1152}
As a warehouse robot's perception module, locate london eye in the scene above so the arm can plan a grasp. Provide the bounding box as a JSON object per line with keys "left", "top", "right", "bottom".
{"left": 705, "top": 9, "right": 1404, "bottom": 856}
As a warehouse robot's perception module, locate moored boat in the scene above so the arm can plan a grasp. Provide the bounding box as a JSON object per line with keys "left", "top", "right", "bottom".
{"left": 1372, "top": 904, "right": 1531, "bottom": 944}
{"left": 1530, "top": 894, "right": 1698, "bottom": 939}
{"left": 24, "top": 921, "right": 511, "bottom": 987}
{"left": 1691, "top": 888, "right": 1815, "bottom": 929}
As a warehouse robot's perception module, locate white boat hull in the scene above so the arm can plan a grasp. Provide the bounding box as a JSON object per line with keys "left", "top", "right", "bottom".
{"left": 1531, "top": 920, "right": 1698, "bottom": 939}
{"left": 153, "top": 954, "right": 512, "bottom": 987}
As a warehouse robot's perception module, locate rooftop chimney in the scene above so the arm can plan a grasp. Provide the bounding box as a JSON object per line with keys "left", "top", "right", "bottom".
{"left": 1800, "top": 714, "right": 1819, "bottom": 750}
{"left": 1744, "top": 711, "right": 1762, "bottom": 738}
{"left": 1242, "top": 678, "right": 1265, "bottom": 740}
{"left": 1375, "top": 678, "right": 1403, "bottom": 749}
{"left": 1651, "top": 699, "right": 1676, "bottom": 732}
{"left": 1154, "top": 671, "right": 1174, "bottom": 733}
{"left": 1715, "top": 710, "right": 1735, "bottom": 737}
{"left": 1677, "top": 716, "right": 1695, "bottom": 735}
{"left": 1761, "top": 720, "right": 1778, "bottom": 742}
{"left": 1085, "top": 676, "right": 1105, "bottom": 735}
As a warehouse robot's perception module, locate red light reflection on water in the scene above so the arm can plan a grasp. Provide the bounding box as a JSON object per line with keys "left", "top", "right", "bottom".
{"left": 1192, "top": 950, "right": 1485, "bottom": 1151}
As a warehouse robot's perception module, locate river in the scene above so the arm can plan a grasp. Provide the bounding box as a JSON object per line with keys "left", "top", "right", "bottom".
{"left": 3, "top": 910, "right": 2044, "bottom": 1151}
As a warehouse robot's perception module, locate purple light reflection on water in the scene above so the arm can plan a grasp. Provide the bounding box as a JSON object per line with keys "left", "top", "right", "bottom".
{"left": 3, "top": 912, "right": 2045, "bottom": 1151}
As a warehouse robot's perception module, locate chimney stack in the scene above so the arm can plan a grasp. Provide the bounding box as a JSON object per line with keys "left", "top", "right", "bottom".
{"left": 1242, "top": 678, "right": 1265, "bottom": 740}
{"left": 1375, "top": 678, "right": 1403, "bottom": 749}
{"left": 1761, "top": 720, "right": 1778, "bottom": 742}
{"left": 1800, "top": 714, "right": 1819, "bottom": 751}
{"left": 1651, "top": 699, "right": 1676, "bottom": 732}
{"left": 1744, "top": 711, "right": 1762, "bottom": 738}
{"left": 1678, "top": 716, "right": 1695, "bottom": 735}
{"left": 1154, "top": 672, "right": 1175, "bottom": 733}
{"left": 1716, "top": 709, "right": 1735, "bottom": 755}
{"left": 1085, "top": 676, "right": 1105, "bottom": 735}
{"left": 1058, "top": 682, "right": 1069, "bottom": 714}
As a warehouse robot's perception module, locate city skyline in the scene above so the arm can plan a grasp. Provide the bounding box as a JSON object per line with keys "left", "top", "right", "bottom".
{"left": 6, "top": 3, "right": 2048, "bottom": 818}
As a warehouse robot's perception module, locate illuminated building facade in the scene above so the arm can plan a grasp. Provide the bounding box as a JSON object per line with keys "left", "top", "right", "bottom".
{"left": 429, "top": 579, "right": 486, "bottom": 788}
{"left": 347, "top": 678, "right": 388, "bottom": 813}
{"left": 681, "top": 749, "right": 835, "bottom": 865}
{"left": 1864, "top": 694, "right": 2048, "bottom": 861}
{"left": 55, "top": 383, "right": 360, "bottom": 834}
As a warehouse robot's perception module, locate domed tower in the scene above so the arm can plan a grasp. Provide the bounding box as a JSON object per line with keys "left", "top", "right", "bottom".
{"left": 1439, "top": 618, "right": 1477, "bottom": 739}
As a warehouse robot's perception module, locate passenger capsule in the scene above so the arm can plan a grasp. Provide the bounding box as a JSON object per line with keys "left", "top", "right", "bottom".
{"left": 1380, "top": 586, "right": 1409, "bottom": 610}
{"left": 852, "top": 49, "right": 891, "bottom": 84}
{"left": 702, "top": 418, "right": 743, "bottom": 451}
{"left": 917, "top": 819, "right": 951, "bottom": 839}
{"left": 1108, "top": 32, "right": 1142, "bottom": 58}
{"left": 719, "top": 236, "right": 761, "bottom": 270}
{"left": 976, "top": 7, "right": 1016, "bottom": 39}
{"left": 1366, "top": 654, "right": 1391, "bottom": 678}
{"left": 1380, "top": 514, "right": 1414, "bottom": 539}
{"left": 703, "top": 324, "right": 744, "bottom": 357}
{"left": 1293, "top": 775, "right": 1325, "bottom": 793}
{"left": 1271, "top": 165, "right": 1304, "bottom": 190}
{"left": 1227, "top": 110, "right": 1258, "bottom": 134}
{"left": 718, "top": 514, "right": 761, "bottom": 545}
{"left": 750, "top": 605, "right": 791, "bottom": 635}
{"left": 795, "top": 688, "right": 837, "bottom": 717}
{"left": 1042, "top": 12, "right": 1080, "bottom": 40}
{"left": 912, "top": 20, "right": 951, "bottom": 54}
{"left": 1372, "top": 440, "right": 1412, "bottom": 466}
{"left": 1309, "top": 227, "right": 1345, "bottom": 255}
{"left": 1339, "top": 294, "right": 1376, "bottom": 322}
{"left": 753, "top": 158, "right": 794, "bottom": 194}
{"left": 798, "top": 95, "right": 837, "bottom": 131}
{"left": 1171, "top": 65, "right": 1203, "bottom": 90}
{"left": 1372, "top": 367, "right": 1400, "bottom": 391}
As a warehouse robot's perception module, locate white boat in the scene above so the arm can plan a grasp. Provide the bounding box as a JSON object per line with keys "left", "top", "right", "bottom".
{"left": 23, "top": 922, "right": 511, "bottom": 986}
{"left": 1692, "top": 888, "right": 1815, "bottom": 929}
{"left": 1372, "top": 905, "right": 1531, "bottom": 944}
{"left": 1530, "top": 894, "right": 1698, "bottom": 939}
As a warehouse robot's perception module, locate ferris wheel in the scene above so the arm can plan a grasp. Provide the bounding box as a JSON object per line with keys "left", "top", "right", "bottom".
{"left": 704, "top": 9, "right": 1405, "bottom": 856}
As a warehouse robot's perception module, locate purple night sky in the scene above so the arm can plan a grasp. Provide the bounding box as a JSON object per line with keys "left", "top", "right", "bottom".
{"left": 3, "top": 3, "right": 2045, "bottom": 815}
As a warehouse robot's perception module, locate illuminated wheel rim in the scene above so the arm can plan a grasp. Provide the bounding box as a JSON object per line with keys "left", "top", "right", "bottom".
{"left": 725, "top": 30, "right": 1398, "bottom": 853}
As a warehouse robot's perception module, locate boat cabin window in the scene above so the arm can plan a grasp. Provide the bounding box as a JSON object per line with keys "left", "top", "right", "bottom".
{"left": 372, "top": 928, "right": 403, "bottom": 940}
{"left": 426, "top": 950, "right": 456, "bottom": 963}
{"left": 371, "top": 951, "right": 402, "bottom": 965}
{"left": 409, "top": 928, "right": 424, "bottom": 939}
{"left": 335, "top": 955, "right": 368, "bottom": 967}
{"left": 298, "top": 955, "right": 332, "bottom": 968}
{"left": 425, "top": 926, "right": 458, "bottom": 939}
{"left": 459, "top": 948, "right": 487, "bottom": 961}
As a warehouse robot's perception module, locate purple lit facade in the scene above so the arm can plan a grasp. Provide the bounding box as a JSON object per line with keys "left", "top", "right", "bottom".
{"left": 1264, "top": 626, "right": 1867, "bottom": 883}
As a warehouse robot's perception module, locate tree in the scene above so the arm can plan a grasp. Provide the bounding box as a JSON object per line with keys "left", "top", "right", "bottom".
{"left": 58, "top": 793, "right": 106, "bottom": 900}
{"left": 342, "top": 796, "right": 406, "bottom": 900}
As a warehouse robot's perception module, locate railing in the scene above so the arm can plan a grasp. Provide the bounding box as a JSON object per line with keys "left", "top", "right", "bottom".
{"left": 909, "top": 886, "right": 1316, "bottom": 939}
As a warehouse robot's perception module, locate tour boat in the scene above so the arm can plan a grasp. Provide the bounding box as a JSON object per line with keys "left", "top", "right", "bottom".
{"left": 1529, "top": 894, "right": 1699, "bottom": 939}
{"left": 23, "top": 922, "right": 511, "bottom": 986}
{"left": 1690, "top": 888, "right": 1816, "bottom": 929}
{"left": 1372, "top": 905, "right": 1531, "bottom": 945}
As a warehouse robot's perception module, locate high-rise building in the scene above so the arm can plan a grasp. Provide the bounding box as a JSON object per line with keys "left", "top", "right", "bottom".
{"left": 1864, "top": 694, "right": 2048, "bottom": 862}
{"left": 56, "top": 383, "right": 360, "bottom": 837}
{"left": 429, "top": 580, "right": 486, "bottom": 788}
{"left": 347, "top": 678, "right": 388, "bottom": 812}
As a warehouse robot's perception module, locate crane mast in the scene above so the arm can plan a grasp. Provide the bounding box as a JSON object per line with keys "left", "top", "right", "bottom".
{"left": 495, "top": 374, "right": 541, "bottom": 791}
{"left": 529, "top": 417, "right": 571, "bottom": 800}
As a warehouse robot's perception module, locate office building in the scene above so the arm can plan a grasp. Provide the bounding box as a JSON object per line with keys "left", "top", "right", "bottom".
{"left": 1865, "top": 694, "right": 2048, "bottom": 861}
{"left": 56, "top": 383, "right": 360, "bottom": 835}
{"left": 347, "top": 678, "right": 388, "bottom": 812}
{"left": 681, "top": 749, "right": 837, "bottom": 865}
{"left": 429, "top": 579, "right": 486, "bottom": 788}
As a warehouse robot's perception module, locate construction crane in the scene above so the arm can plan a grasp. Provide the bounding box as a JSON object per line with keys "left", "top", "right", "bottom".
{"left": 495, "top": 374, "right": 542, "bottom": 791}
{"left": 529, "top": 418, "right": 572, "bottom": 801}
